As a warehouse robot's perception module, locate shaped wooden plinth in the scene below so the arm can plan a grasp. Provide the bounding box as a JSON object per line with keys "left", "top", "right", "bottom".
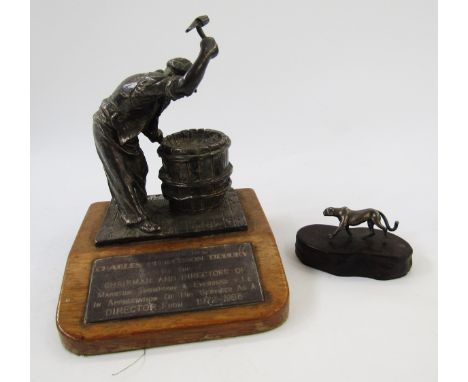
{"left": 56, "top": 189, "right": 289, "bottom": 355}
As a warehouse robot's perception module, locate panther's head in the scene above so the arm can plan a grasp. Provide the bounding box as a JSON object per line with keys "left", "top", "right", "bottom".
{"left": 323, "top": 207, "right": 348, "bottom": 217}
{"left": 323, "top": 207, "right": 336, "bottom": 216}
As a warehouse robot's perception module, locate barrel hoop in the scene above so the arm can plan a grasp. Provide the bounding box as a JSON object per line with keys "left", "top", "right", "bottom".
{"left": 165, "top": 182, "right": 232, "bottom": 202}
{"left": 159, "top": 164, "right": 233, "bottom": 187}
{"left": 158, "top": 146, "right": 229, "bottom": 161}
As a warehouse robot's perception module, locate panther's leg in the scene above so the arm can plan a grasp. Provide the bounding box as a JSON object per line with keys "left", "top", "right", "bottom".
{"left": 345, "top": 225, "right": 352, "bottom": 236}
{"left": 374, "top": 218, "right": 388, "bottom": 236}
{"left": 364, "top": 220, "right": 375, "bottom": 238}
{"left": 328, "top": 221, "right": 345, "bottom": 239}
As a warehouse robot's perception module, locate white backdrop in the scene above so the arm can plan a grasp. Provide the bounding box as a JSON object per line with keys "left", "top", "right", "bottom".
{"left": 31, "top": 1, "right": 437, "bottom": 381}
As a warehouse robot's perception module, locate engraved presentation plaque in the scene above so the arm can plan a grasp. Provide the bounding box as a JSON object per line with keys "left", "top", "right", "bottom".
{"left": 57, "top": 189, "right": 289, "bottom": 355}
{"left": 84, "top": 242, "right": 264, "bottom": 323}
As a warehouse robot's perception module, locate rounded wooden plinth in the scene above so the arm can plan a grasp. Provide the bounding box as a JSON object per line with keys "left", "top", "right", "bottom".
{"left": 56, "top": 189, "right": 289, "bottom": 355}
{"left": 295, "top": 224, "right": 412, "bottom": 280}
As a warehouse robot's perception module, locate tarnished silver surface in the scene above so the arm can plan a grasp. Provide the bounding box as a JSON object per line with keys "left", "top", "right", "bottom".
{"left": 84, "top": 242, "right": 263, "bottom": 323}
{"left": 93, "top": 16, "right": 219, "bottom": 234}
{"left": 95, "top": 189, "right": 247, "bottom": 246}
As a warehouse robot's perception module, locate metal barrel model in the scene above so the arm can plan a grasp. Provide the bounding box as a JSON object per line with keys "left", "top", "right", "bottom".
{"left": 158, "top": 129, "right": 233, "bottom": 213}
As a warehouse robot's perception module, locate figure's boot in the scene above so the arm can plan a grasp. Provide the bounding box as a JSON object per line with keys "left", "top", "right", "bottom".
{"left": 135, "top": 219, "right": 161, "bottom": 233}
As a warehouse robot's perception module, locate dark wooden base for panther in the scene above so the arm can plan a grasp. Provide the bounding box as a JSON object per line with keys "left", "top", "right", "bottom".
{"left": 56, "top": 189, "right": 289, "bottom": 355}
{"left": 295, "top": 224, "right": 412, "bottom": 280}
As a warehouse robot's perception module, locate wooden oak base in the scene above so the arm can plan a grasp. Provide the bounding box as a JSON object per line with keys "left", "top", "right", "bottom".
{"left": 56, "top": 189, "right": 289, "bottom": 355}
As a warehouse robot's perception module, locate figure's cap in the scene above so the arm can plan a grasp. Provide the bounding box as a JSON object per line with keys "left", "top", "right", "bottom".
{"left": 167, "top": 57, "right": 192, "bottom": 75}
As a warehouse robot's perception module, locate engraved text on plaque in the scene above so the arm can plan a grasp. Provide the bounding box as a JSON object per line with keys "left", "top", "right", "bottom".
{"left": 84, "top": 242, "right": 263, "bottom": 323}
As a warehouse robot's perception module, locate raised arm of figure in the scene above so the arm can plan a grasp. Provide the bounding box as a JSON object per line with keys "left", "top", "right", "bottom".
{"left": 168, "top": 37, "right": 219, "bottom": 99}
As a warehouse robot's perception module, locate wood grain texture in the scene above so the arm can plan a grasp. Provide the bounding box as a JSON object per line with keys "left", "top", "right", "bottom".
{"left": 56, "top": 189, "right": 289, "bottom": 355}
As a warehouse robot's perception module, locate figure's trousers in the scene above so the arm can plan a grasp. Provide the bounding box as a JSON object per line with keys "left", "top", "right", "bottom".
{"left": 93, "top": 120, "right": 149, "bottom": 225}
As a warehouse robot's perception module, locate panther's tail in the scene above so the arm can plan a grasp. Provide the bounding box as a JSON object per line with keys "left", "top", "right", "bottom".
{"left": 379, "top": 211, "right": 399, "bottom": 231}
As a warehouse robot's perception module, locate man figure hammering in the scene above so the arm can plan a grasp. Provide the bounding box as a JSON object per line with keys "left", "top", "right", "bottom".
{"left": 93, "top": 35, "right": 219, "bottom": 233}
